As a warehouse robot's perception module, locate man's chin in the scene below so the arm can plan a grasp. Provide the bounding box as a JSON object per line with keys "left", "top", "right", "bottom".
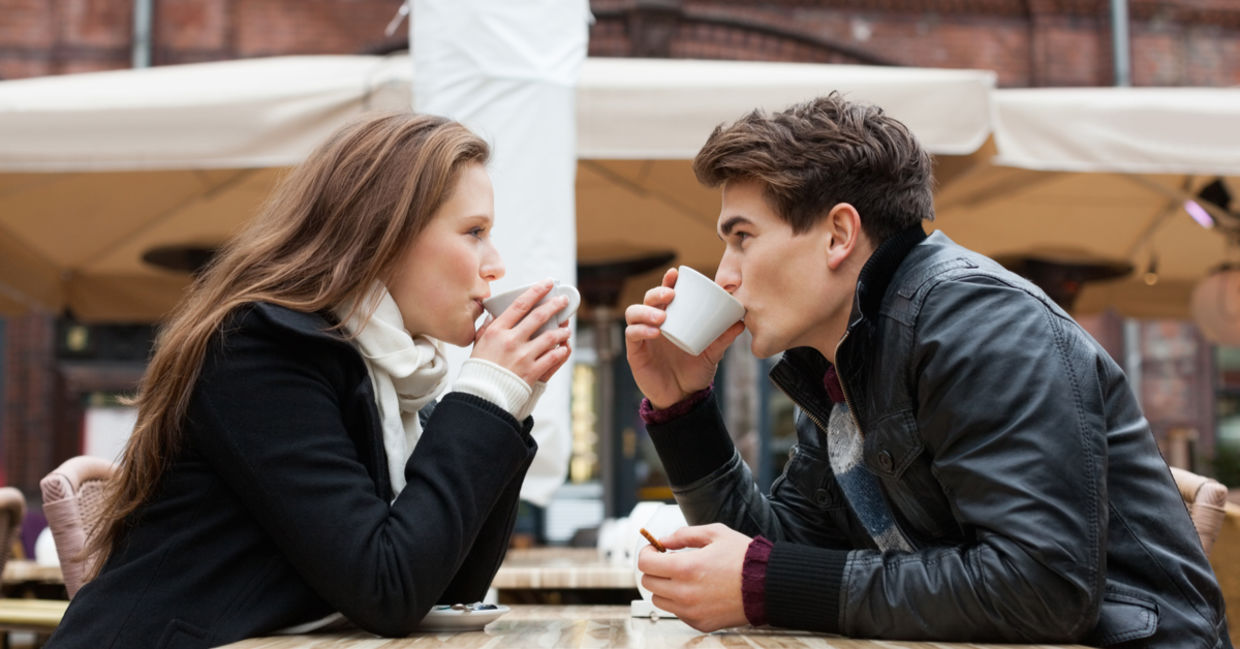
{"left": 749, "top": 336, "right": 781, "bottom": 360}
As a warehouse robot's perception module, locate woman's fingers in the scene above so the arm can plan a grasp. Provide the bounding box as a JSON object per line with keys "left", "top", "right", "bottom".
{"left": 511, "top": 294, "right": 570, "bottom": 340}
{"left": 473, "top": 313, "right": 494, "bottom": 340}
{"left": 491, "top": 280, "right": 556, "bottom": 329}
{"left": 536, "top": 339, "right": 573, "bottom": 383}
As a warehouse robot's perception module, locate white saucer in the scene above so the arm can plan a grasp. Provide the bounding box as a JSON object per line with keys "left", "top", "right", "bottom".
{"left": 417, "top": 604, "right": 510, "bottom": 632}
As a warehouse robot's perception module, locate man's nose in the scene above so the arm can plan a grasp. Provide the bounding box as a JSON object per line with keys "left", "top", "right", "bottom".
{"left": 714, "top": 253, "right": 740, "bottom": 294}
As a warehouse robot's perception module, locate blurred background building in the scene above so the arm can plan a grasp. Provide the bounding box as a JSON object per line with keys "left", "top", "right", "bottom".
{"left": 1, "top": 0, "right": 1239, "bottom": 542}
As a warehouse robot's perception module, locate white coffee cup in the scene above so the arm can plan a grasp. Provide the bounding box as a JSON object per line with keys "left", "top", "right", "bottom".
{"left": 482, "top": 280, "right": 581, "bottom": 336}
{"left": 631, "top": 503, "right": 689, "bottom": 616}
{"left": 659, "top": 265, "right": 745, "bottom": 355}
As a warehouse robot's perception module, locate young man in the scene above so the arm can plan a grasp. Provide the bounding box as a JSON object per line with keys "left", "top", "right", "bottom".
{"left": 625, "top": 93, "right": 1230, "bottom": 649}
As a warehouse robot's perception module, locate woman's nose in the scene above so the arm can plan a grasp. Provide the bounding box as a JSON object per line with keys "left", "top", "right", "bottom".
{"left": 481, "top": 244, "right": 505, "bottom": 282}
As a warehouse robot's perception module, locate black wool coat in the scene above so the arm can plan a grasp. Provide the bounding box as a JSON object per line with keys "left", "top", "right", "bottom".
{"left": 48, "top": 303, "right": 536, "bottom": 649}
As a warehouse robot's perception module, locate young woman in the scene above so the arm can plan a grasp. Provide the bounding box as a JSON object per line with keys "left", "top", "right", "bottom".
{"left": 47, "top": 113, "right": 573, "bottom": 649}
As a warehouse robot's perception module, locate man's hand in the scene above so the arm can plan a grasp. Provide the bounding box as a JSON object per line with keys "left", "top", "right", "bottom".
{"left": 624, "top": 268, "right": 745, "bottom": 409}
{"left": 636, "top": 523, "right": 752, "bottom": 632}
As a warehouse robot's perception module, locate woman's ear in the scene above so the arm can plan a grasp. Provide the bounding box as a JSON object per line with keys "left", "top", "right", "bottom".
{"left": 823, "top": 203, "right": 863, "bottom": 270}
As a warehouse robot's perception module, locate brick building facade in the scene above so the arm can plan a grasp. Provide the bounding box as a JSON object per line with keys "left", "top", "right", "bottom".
{"left": 4, "top": 0, "right": 1239, "bottom": 85}
{"left": 0, "top": 0, "right": 1235, "bottom": 493}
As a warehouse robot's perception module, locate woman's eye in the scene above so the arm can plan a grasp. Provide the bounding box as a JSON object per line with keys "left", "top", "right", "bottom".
{"left": 468, "top": 227, "right": 485, "bottom": 239}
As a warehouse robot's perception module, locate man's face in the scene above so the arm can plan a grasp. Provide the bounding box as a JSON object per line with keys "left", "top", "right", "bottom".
{"left": 713, "top": 179, "right": 856, "bottom": 359}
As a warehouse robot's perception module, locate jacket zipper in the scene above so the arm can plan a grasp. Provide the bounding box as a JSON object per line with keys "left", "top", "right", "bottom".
{"left": 832, "top": 330, "right": 864, "bottom": 433}
{"left": 773, "top": 331, "right": 921, "bottom": 549}
{"left": 768, "top": 331, "right": 858, "bottom": 437}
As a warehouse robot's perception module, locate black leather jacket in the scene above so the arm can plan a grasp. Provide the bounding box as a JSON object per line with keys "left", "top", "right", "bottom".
{"left": 649, "top": 228, "right": 1229, "bottom": 648}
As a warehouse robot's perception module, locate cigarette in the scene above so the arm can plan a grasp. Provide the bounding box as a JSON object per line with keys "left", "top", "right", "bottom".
{"left": 640, "top": 527, "right": 667, "bottom": 552}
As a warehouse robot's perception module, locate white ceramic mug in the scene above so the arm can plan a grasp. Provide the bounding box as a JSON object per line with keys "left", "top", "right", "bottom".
{"left": 631, "top": 503, "right": 689, "bottom": 615}
{"left": 482, "top": 280, "right": 581, "bottom": 337}
{"left": 659, "top": 265, "right": 745, "bottom": 355}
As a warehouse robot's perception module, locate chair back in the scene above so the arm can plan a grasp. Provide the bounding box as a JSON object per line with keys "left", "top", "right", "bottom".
{"left": 1170, "top": 466, "right": 1229, "bottom": 556}
{"left": 0, "top": 487, "right": 26, "bottom": 576}
{"left": 40, "top": 456, "right": 116, "bottom": 599}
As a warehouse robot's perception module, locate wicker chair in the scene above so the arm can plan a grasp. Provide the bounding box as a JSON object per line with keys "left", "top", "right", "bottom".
{"left": 1170, "top": 466, "right": 1230, "bottom": 556}
{"left": 40, "top": 456, "right": 116, "bottom": 599}
{"left": 0, "top": 486, "right": 67, "bottom": 645}
{"left": 0, "top": 488, "right": 25, "bottom": 576}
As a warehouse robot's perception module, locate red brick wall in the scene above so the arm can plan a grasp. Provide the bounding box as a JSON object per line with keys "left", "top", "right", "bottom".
{"left": 2, "top": 314, "right": 57, "bottom": 494}
{"left": 3, "top": 0, "right": 1237, "bottom": 85}
{"left": 0, "top": 0, "right": 403, "bottom": 78}
{"left": 1, "top": 0, "right": 133, "bottom": 77}
{"left": 587, "top": 0, "right": 1240, "bottom": 87}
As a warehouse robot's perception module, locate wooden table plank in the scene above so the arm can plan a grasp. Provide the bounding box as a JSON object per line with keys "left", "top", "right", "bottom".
{"left": 214, "top": 605, "right": 1095, "bottom": 649}
{"left": 0, "top": 597, "right": 68, "bottom": 631}
{"left": 2, "top": 560, "right": 63, "bottom": 585}
{"left": 491, "top": 547, "right": 634, "bottom": 590}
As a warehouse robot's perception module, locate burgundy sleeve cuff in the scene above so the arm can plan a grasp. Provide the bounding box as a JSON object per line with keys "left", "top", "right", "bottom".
{"left": 742, "top": 535, "right": 774, "bottom": 626}
{"left": 638, "top": 384, "right": 713, "bottom": 425}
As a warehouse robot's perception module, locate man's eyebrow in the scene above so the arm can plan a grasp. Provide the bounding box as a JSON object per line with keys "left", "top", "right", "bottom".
{"left": 718, "top": 216, "right": 752, "bottom": 239}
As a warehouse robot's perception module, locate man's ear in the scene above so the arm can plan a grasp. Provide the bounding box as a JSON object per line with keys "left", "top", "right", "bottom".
{"left": 823, "top": 203, "right": 863, "bottom": 271}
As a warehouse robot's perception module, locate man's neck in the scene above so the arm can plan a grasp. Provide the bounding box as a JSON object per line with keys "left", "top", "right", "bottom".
{"left": 813, "top": 224, "right": 928, "bottom": 363}
{"left": 813, "top": 270, "right": 864, "bottom": 365}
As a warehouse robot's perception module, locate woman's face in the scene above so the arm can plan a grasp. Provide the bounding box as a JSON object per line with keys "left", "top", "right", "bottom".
{"left": 388, "top": 163, "right": 504, "bottom": 345}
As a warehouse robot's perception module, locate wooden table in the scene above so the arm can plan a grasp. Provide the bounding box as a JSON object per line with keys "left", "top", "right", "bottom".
{"left": 2, "top": 561, "right": 63, "bottom": 586}
{"left": 0, "top": 598, "right": 68, "bottom": 632}
{"left": 214, "top": 604, "right": 1094, "bottom": 648}
{"left": 491, "top": 547, "right": 634, "bottom": 590}
{"left": 2, "top": 560, "right": 66, "bottom": 600}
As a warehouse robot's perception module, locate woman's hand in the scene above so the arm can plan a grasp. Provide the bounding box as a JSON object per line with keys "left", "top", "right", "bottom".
{"left": 624, "top": 268, "right": 745, "bottom": 409}
{"left": 472, "top": 280, "right": 573, "bottom": 385}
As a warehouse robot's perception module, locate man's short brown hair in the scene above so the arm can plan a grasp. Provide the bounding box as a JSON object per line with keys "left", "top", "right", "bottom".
{"left": 693, "top": 92, "right": 934, "bottom": 243}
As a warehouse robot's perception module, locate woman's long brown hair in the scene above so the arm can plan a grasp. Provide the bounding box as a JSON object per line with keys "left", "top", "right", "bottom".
{"left": 85, "top": 113, "right": 489, "bottom": 573}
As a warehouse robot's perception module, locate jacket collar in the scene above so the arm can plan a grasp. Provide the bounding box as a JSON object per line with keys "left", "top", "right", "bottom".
{"left": 850, "top": 224, "right": 929, "bottom": 328}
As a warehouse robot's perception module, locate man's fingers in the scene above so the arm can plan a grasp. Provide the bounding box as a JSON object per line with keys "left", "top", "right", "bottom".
{"left": 650, "top": 592, "right": 677, "bottom": 612}
{"left": 659, "top": 523, "right": 724, "bottom": 550}
{"left": 702, "top": 320, "right": 747, "bottom": 360}
{"left": 641, "top": 285, "right": 675, "bottom": 309}
{"left": 637, "top": 543, "right": 691, "bottom": 580}
{"left": 624, "top": 303, "right": 667, "bottom": 328}
{"left": 624, "top": 323, "right": 662, "bottom": 342}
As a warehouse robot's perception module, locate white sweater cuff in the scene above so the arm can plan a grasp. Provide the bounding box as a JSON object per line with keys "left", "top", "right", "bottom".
{"left": 515, "top": 381, "right": 547, "bottom": 422}
{"left": 454, "top": 359, "right": 532, "bottom": 418}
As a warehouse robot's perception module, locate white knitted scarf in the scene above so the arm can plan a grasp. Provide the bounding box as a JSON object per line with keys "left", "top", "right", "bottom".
{"left": 334, "top": 283, "right": 449, "bottom": 499}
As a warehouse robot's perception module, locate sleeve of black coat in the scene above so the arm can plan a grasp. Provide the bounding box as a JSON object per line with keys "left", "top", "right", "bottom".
{"left": 435, "top": 414, "right": 535, "bottom": 605}
{"left": 187, "top": 315, "right": 537, "bottom": 637}
{"left": 646, "top": 392, "right": 855, "bottom": 549}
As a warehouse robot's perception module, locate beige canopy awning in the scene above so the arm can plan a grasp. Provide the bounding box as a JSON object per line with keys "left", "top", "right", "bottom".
{"left": 933, "top": 86, "right": 1240, "bottom": 319}
{"left": 0, "top": 54, "right": 995, "bottom": 322}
